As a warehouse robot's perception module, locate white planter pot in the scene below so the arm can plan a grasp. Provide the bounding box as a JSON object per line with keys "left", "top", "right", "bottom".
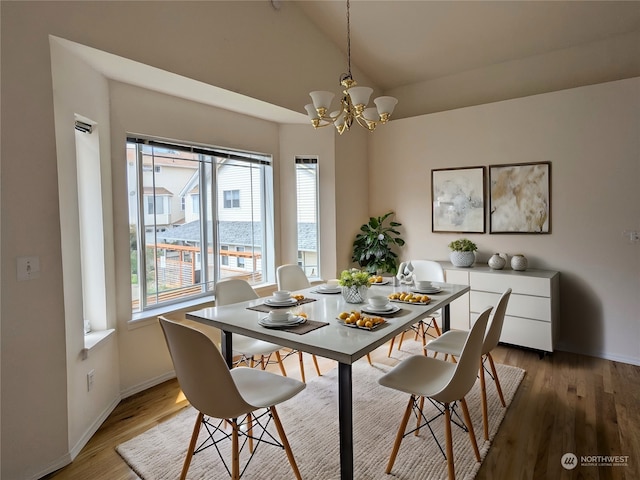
{"left": 450, "top": 251, "right": 475, "bottom": 268}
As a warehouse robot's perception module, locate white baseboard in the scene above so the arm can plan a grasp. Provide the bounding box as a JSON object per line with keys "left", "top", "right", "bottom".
{"left": 28, "top": 396, "right": 121, "bottom": 480}
{"left": 29, "top": 453, "right": 73, "bottom": 480}
{"left": 556, "top": 342, "right": 640, "bottom": 366}
{"left": 69, "top": 395, "right": 122, "bottom": 460}
{"left": 120, "top": 370, "right": 176, "bottom": 399}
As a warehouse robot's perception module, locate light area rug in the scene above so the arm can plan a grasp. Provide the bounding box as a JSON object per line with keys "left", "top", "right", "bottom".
{"left": 117, "top": 343, "right": 525, "bottom": 480}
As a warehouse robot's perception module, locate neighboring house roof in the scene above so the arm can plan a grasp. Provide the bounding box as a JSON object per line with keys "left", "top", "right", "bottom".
{"left": 143, "top": 186, "right": 173, "bottom": 196}
{"left": 297, "top": 222, "right": 317, "bottom": 251}
{"left": 156, "top": 220, "right": 317, "bottom": 251}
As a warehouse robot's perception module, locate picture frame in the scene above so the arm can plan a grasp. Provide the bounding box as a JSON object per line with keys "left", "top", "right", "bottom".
{"left": 489, "top": 161, "right": 551, "bottom": 233}
{"left": 431, "top": 166, "right": 486, "bottom": 233}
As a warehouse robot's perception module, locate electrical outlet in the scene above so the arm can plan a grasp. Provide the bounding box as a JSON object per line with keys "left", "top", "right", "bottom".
{"left": 87, "top": 370, "right": 95, "bottom": 391}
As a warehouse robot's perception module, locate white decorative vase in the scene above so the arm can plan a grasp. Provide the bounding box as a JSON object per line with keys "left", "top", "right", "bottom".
{"left": 450, "top": 251, "right": 475, "bottom": 268}
{"left": 488, "top": 253, "right": 506, "bottom": 270}
{"left": 511, "top": 254, "right": 528, "bottom": 271}
{"left": 341, "top": 285, "right": 369, "bottom": 303}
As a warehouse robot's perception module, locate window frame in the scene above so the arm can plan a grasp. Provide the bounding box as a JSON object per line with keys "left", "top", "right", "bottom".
{"left": 295, "top": 157, "right": 320, "bottom": 279}
{"left": 127, "top": 136, "right": 274, "bottom": 315}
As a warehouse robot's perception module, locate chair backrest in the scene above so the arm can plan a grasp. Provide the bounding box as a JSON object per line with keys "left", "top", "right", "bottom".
{"left": 433, "top": 306, "right": 492, "bottom": 403}
{"left": 482, "top": 288, "right": 512, "bottom": 355}
{"left": 159, "top": 316, "right": 254, "bottom": 419}
{"left": 215, "top": 278, "right": 259, "bottom": 306}
{"left": 276, "top": 264, "right": 310, "bottom": 291}
{"left": 407, "top": 260, "right": 445, "bottom": 282}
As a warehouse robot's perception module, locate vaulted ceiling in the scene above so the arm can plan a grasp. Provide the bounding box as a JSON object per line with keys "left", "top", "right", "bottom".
{"left": 294, "top": 0, "right": 640, "bottom": 91}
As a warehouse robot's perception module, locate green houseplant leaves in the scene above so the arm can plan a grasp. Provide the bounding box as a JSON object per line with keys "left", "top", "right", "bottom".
{"left": 352, "top": 212, "right": 405, "bottom": 274}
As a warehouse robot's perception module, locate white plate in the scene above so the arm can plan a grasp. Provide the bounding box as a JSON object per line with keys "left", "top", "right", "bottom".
{"left": 259, "top": 316, "right": 306, "bottom": 328}
{"left": 370, "top": 279, "right": 390, "bottom": 285}
{"left": 265, "top": 297, "right": 298, "bottom": 306}
{"left": 411, "top": 287, "right": 442, "bottom": 294}
{"left": 314, "top": 286, "right": 342, "bottom": 294}
{"left": 361, "top": 304, "right": 400, "bottom": 315}
{"left": 363, "top": 303, "right": 395, "bottom": 312}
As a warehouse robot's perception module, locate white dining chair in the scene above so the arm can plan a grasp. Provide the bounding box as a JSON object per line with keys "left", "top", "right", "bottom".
{"left": 426, "top": 288, "right": 512, "bottom": 440}
{"left": 276, "top": 264, "right": 323, "bottom": 380}
{"left": 387, "top": 260, "right": 445, "bottom": 356}
{"left": 159, "top": 317, "right": 305, "bottom": 480}
{"left": 215, "top": 278, "right": 288, "bottom": 375}
{"left": 378, "top": 306, "right": 492, "bottom": 480}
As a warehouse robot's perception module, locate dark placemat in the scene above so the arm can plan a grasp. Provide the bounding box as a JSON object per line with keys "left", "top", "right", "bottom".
{"left": 282, "top": 319, "right": 329, "bottom": 335}
{"left": 247, "top": 297, "right": 317, "bottom": 313}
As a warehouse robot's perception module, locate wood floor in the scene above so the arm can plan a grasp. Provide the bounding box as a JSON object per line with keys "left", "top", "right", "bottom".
{"left": 45, "top": 338, "right": 640, "bottom": 480}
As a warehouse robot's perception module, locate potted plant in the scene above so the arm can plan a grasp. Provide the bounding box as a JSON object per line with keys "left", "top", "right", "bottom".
{"left": 338, "top": 268, "right": 372, "bottom": 303}
{"left": 352, "top": 212, "right": 405, "bottom": 274}
{"left": 448, "top": 238, "right": 478, "bottom": 267}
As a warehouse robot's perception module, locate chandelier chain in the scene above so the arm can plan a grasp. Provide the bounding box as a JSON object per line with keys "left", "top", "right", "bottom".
{"left": 346, "top": 0, "right": 351, "bottom": 78}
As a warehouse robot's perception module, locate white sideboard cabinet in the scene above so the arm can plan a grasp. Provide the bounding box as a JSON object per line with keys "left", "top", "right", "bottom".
{"left": 442, "top": 263, "right": 559, "bottom": 353}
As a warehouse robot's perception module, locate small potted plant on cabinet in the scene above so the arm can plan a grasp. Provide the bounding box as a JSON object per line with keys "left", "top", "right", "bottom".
{"left": 448, "top": 238, "right": 477, "bottom": 267}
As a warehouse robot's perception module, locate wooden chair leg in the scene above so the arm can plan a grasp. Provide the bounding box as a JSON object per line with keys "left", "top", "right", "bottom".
{"left": 432, "top": 317, "right": 442, "bottom": 336}
{"left": 420, "top": 322, "right": 427, "bottom": 348}
{"left": 245, "top": 413, "right": 254, "bottom": 453}
{"left": 386, "top": 395, "right": 414, "bottom": 474}
{"left": 460, "top": 398, "right": 481, "bottom": 462}
{"left": 298, "top": 351, "right": 306, "bottom": 383}
{"left": 444, "top": 403, "right": 455, "bottom": 480}
{"left": 231, "top": 420, "right": 240, "bottom": 480}
{"left": 487, "top": 353, "right": 506, "bottom": 407}
{"left": 270, "top": 406, "right": 302, "bottom": 480}
{"left": 275, "top": 351, "right": 287, "bottom": 376}
{"left": 479, "top": 362, "right": 489, "bottom": 441}
{"left": 415, "top": 396, "right": 425, "bottom": 435}
{"left": 366, "top": 353, "right": 372, "bottom": 365}
{"left": 387, "top": 336, "right": 396, "bottom": 357}
{"left": 397, "top": 331, "right": 407, "bottom": 350}
{"left": 311, "top": 354, "right": 322, "bottom": 376}
{"left": 180, "top": 411, "right": 203, "bottom": 480}
{"left": 250, "top": 356, "right": 255, "bottom": 368}
{"left": 260, "top": 355, "right": 266, "bottom": 370}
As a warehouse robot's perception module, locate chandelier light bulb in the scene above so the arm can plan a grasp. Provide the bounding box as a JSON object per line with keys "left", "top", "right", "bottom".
{"left": 374, "top": 96, "right": 398, "bottom": 117}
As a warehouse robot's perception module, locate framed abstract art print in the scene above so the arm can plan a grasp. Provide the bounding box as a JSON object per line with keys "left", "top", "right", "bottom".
{"left": 431, "top": 166, "right": 486, "bottom": 233}
{"left": 489, "top": 162, "right": 551, "bottom": 233}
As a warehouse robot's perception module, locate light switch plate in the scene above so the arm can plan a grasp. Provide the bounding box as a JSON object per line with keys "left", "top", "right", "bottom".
{"left": 17, "top": 256, "right": 40, "bottom": 281}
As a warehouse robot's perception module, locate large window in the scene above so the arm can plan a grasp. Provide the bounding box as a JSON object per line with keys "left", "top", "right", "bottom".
{"left": 127, "top": 137, "right": 273, "bottom": 313}
{"left": 295, "top": 157, "right": 319, "bottom": 278}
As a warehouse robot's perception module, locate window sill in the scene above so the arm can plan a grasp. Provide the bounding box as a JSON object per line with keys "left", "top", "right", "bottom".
{"left": 128, "top": 295, "right": 216, "bottom": 330}
{"left": 126, "top": 283, "right": 280, "bottom": 330}
{"left": 84, "top": 329, "right": 115, "bottom": 349}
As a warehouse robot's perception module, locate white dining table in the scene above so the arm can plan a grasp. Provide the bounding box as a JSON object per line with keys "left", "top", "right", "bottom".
{"left": 186, "top": 281, "right": 470, "bottom": 480}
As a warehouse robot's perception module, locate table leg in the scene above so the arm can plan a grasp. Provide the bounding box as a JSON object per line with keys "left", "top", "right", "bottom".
{"left": 221, "top": 329, "right": 233, "bottom": 368}
{"left": 443, "top": 304, "right": 451, "bottom": 332}
{"left": 338, "top": 362, "right": 353, "bottom": 480}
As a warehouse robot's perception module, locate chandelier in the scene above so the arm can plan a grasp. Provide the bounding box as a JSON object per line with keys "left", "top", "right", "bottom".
{"left": 304, "top": 0, "right": 398, "bottom": 134}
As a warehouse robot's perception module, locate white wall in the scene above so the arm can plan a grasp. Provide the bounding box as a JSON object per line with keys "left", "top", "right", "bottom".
{"left": 369, "top": 78, "right": 640, "bottom": 365}
{"left": 50, "top": 36, "right": 123, "bottom": 466}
